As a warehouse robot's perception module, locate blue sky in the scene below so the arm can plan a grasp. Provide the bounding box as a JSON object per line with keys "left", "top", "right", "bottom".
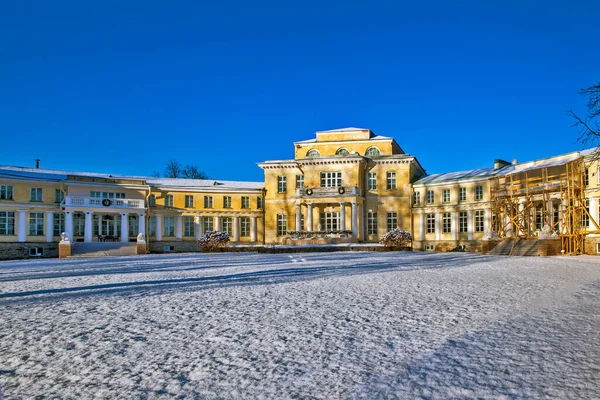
{"left": 1, "top": 0, "right": 598, "bottom": 181}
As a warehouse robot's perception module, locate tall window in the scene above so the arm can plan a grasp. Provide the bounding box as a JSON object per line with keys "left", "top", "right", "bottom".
{"left": 53, "top": 212, "right": 65, "bottom": 236}
{"left": 475, "top": 186, "right": 483, "bottom": 201}
{"left": 475, "top": 210, "right": 484, "bottom": 232}
{"left": 367, "top": 172, "right": 377, "bottom": 190}
{"left": 74, "top": 213, "right": 85, "bottom": 236}
{"left": 442, "top": 212, "right": 451, "bottom": 233}
{"left": 320, "top": 212, "right": 339, "bottom": 231}
{"left": 320, "top": 172, "right": 342, "bottom": 187}
{"left": 223, "top": 196, "right": 232, "bottom": 208}
{"left": 148, "top": 216, "right": 156, "bottom": 236}
{"left": 426, "top": 213, "right": 435, "bottom": 234}
{"left": 583, "top": 199, "right": 590, "bottom": 227}
{"left": 459, "top": 187, "right": 466, "bottom": 202}
{"left": 535, "top": 206, "right": 544, "bottom": 230}
{"left": 204, "top": 196, "right": 213, "bottom": 208}
{"left": 386, "top": 212, "right": 398, "bottom": 232}
{"left": 0, "top": 211, "right": 15, "bottom": 235}
{"left": 164, "top": 216, "right": 175, "bottom": 236}
{"left": 184, "top": 195, "right": 194, "bottom": 208}
{"left": 298, "top": 213, "right": 305, "bottom": 230}
{"left": 165, "top": 194, "right": 174, "bottom": 207}
{"left": 0, "top": 185, "right": 14, "bottom": 200}
{"left": 203, "top": 216, "right": 214, "bottom": 232}
{"left": 241, "top": 217, "right": 250, "bottom": 237}
{"left": 30, "top": 188, "right": 43, "bottom": 202}
{"left": 426, "top": 190, "right": 434, "bottom": 204}
{"left": 277, "top": 214, "right": 287, "bottom": 236}
{"left": 585, "top": 169, "right": 589, "bottom": 186}
{"left": 365, "top": 147, "right": 381, "bottom": 156}
{"left": 241, "top": 196, "right": 250, "bottom": 209}
{"left": 54, "top": 189, "right": 64, "bottom": 204}
{"left": 386, "top": 172, "right": 396, "bottom": 190}
{"left": 296, "top": 175, "right": 305, "bottom": 189}
{"left": 29, "top": 212, "right": 44, "bottom": 235}
{"left": 413, "top": 192, "right": 420, "bottom": 205}
{"left": 367, "top": 212, "right": 378, "bottom": 235}
{"left": 278, "top": 176, "right": 287, "bottom": 193}
{"left": 128, "top": 215, "right": 138, "bottom": 237}
{"left": 257, "top": 197, "right": 264, "bottom": 209}
{"left": 149, "top": 194, "right": 156, "bottom": 206}
{"left": 442, "top": 189, "right": 450, "bottom": 203}
{"left": 222, "top": 217, "right": 233, "bottom": 235}
{"left": 183, "top": 216, "right": 195, "bottom": 236}
{"left": 459, "top": 211, "right": 468, "bottom": 233}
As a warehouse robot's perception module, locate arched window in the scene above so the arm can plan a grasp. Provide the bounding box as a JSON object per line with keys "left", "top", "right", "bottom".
{"left": 365, "top": 146, "right": 381, "bottom": 156}
{"left": 336, "top": 148, "right": 349, "bottom": 156}
{"left": 306, "top": 149, "right": 320, "bottom": 157}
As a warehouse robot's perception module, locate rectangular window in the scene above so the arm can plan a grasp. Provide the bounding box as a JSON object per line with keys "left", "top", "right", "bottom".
{"left": 386, "top": 212, "right": 398, "bottom": 232}
{"left": 257, "top": 197, "right": 264, "bottom": 209}
{"left": 128, "top": 215, "right": 137, "bottom": 237}
{"left": 241, "top": 217, "right": 250, "bottom": 237}
{"left": 367, "top": 172, "right": 377, "bottom": 190}
{"left": 367, "top": 211, "right": 378, "bottom": 235}
{"left": 0, "top": 211, "right": 15, "bottom": 235}
{"left": 53, "top": 212, "right": 65, "bottom": 236}
{"left": 459, "top": 187, "right": 466, "bottom": 202}
{"left": 319, "top": 212, "right": 339, "bottom": 231}
{"left": 296, "top": 175, "right": 305, "bottom": 189}
{"left": 204, "top": 196, "right": 213, "bottom": 208}
{"left": 149, "top": 216, "right": 156, "bottom": 236}
{"left": 241, "top": 196, "right": 250, "bottom": 209}
{"left": 203, "top": 216, "right": 214, "bottom": 232}
{"left": 222, "top": 217, "right": 233, "bottom": 235}
{"left": 184, "top": 195, "right": 194, "bottom": 208}
{"left": 475, "top": 186, "right": 484, "bottom": 201}
{"left": 165, "top": 194, "right": 174, "bottom": 207}
{"left": 30, "top": 188, "right": 43, "bottom": 202}
{"left": 278, "top": 176, "right": 287, "bottom": 193}
{"left": 0, "top": 185, "right": 14, "bottom": 200}
{"left": 54, "top": 189, "right": 64, "bottom": 204}
{"left": 299, "top": 213, "right": 305, "bottom": 230}
{"left": 223, "top": 196, "right": 232, "bottom": 208}
{"left": 74, "top": 213, "right": 85, "bottom": 236}
{"left": 426, "top": 190, "right": 434, "bottom": 204}
{"left": 149, "top": 194, "right": 156, "bottom": 207}
{"left": 277, "top": 214, "right": 287, "bottom": 236}
{"left": 442, "top": 212, "right": 451, "bottom": 233}
{"left": 386, "top": 172, "right": 396, "bottom": 190}
{"left": 585, "top": 169, "right": 589, "bottom": 186}
{"left": 475, "top": 210, "right": 484, "bottom": 232}
{"left": 29, "top": 212, "right": 44, "bottom": 235}
{"left": 583, "top": 200, "right": 590, "bottom": 227}
{"left": 90, "top": 191, "right": 125, "bottom": 198}
{"left": 459, "top": 211, "right": 468, "bottom": 233}
{"left": 426, "top": 213, "right": 435, "bottom": 234}
{"left": 183, "top": 216, "right": 195, "bottom": 236}
{"left": 320, "top": 172, "right": 342, "bottom": 187}
{"left": 413, "top": 192, "right": 420, "bottom": 205}
{"left": 164, "top": 216, "right": 175, "bottom": 236}
{"left": 442, "top": 189, "right": 450, "bottom": 203}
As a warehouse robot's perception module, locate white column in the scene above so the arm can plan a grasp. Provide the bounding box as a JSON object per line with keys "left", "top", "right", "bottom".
{"left": 419, "top": 213, "right": 425, "bottom": 241}
{"left": 113, "top": 215, "right": 119, "bottom": 236}
{"left": 121, "top": 212, "right": 129, "bottom": 243}
{"left": 84, "top": 211, "right": 93, "bottom": 243}
{"left": 233, "top": 216, "right": 240, "bottom": 242}
{"left": 589, "top": 197, "right": 597, "bottom": 229}
{"left": 357, "top": 204, "right": 364, "bottom": 241}
{"left": 307, "top": 203, "right": 313, "bottom": 231}
{"left": 195, "top": 216, "right": 202, "bottom": 240}
{"left": 156, "top": 214, "right": 163, "bottom": 241}
{"left": 484, "top": 209, "right": 491, "bottom": 232}
{"left": 451, "top": 211, "right": 457, "bottom": 241}
{"left": 138, "top": 213, "right": 146, "bottom": 236}
{"left": 351, "top": 202, "right": 358, "bottom": 238}
{"left": 175, "top": 215, "right": 183, "bottom": 240}
{"left": 251, "top": 216, "right": 257, "bottom": 242}
{"left": 467, "top": 210, "right": 473, "bottom": 241}
{"left": 435, "top": 211, "right": 441, "bottom": 241}
{"left": 17, "top": 210, "right": 27, "bottom": 242}
{"left": 45, "top": 211, "right": 55, "bottom": 242}
{"left": 65, "top": 211, "right": 74, "bottom": 239}
{"left": 215, "top": 215, "right": 222, "bottom": 231}
{"left": 518, "top": 201, "right": 526, "bottom": 235}
{"left": 296, "top": 204, "right": 302, "bottom": 230}
{"left": 339, "top": 202, "right": 346, "bottom": 231}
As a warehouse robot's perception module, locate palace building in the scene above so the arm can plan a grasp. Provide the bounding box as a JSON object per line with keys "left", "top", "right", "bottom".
{"left": 1, "top": 127, "right": 599, "bottom": 259}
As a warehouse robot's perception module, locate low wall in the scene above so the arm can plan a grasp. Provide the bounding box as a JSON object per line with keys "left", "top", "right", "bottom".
{"left": 281, "top": 237, "right": 355, "bottom": 246}
{"left": 413, "top": 240, "right": 484, "bottom": 253}
{"left": 0, "top": 242, "right": 59, "bottom": 261}
{"left": 538, "top": 239, "right": 562, "bottom": 256}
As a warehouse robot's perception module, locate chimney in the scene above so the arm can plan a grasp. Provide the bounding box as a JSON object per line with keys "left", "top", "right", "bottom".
{"left": 493, "top": 159, "right": 511, "bottom": 170}
{"left": 35, "top": 159, "right": 40, "bottom": 169}
{"left": 512, "top": 159, "right": 518, "bottom": 165}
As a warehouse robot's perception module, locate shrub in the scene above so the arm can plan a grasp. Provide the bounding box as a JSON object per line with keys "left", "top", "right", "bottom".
{"left": 379, "top": 229, "right": 412, "bottom": 247}
{"left": 198, "top": 231, "right": 230, "bottom": 251}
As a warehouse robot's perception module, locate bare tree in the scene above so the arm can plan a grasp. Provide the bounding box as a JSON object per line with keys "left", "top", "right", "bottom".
{"left": 163, "top": 159, "right": 183, "bottom": 178}
{"left": 153, "top": 160, "right": 208, "bottom": 179}
{"left": 151, "top": 170, "right": 161, "bottom": 178}
{"left": 182, "top": 164, "right": 208, "bottom": 179}
{"left": 568, "top": 82, "right": 600, "bottom": 150}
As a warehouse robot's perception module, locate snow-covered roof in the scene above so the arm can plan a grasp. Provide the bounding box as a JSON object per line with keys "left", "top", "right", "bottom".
{"left": 414, "top": 167, "right": 506, "bottom": 185}
{"left": 147, "top": 178, "right": 263, "bottom": 190}
{"left": 294, "top": 135, "right": 393, "bottom": 144}
{"left": 316, "top": 127, "right": 369, "bottom": 132}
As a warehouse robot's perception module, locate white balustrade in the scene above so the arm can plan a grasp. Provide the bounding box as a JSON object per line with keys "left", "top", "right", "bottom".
{"left": 65, "top": 196, "right": 145, "bottom": 209}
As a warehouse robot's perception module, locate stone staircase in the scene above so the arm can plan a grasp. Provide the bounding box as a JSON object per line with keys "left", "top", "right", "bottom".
{"left": 71, "top": 242, "right": 137, "bottom": 257}
{"left": 487, "top": 238, "right": 539, "bottom": 256}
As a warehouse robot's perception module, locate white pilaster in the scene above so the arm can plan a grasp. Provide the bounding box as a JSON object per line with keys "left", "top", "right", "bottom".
{"left": 357, "top": 204, "right": 364, "bottom": 241}
{"left": 114, "top": 215, "right": 119, "bottom": 236}
{"left": 589, "top": 197, "right": 597, "bottom": 229}
{"left": 65, "top": 211, "right": 74, "bottom": 240}
{"left": 419, "top": 213, "right": 425, "bottom": 241}
{"left": 215, "top": 215, "right": 222, "bottom": 231}
{"left": 176, "top": 215, "right": 183, "bottom": 240}
{"left": 467, "top": 210, "right": 473, "bottom": 241}
{"left": 451, "top": 211, "right": 457, "bottom": 241}
{"left": 296, "top": 203, "right": 302, "bottom": 230}
{"left": 307, "top": 203, "right": 313, "bottom": 231}
{"left": 195, "top": 216, "right": 202, "bottom": 240}
{"left": 17, "top": 210, "right": 27, "bottom": 242}
{"left": 138, "top": 213, "right": 146, "bottom": 236}
{"left": 251, "top": 216, "right": 257, "bottom": 242}
{"left": 435, "top": 211, "right": 441, "bottom": 241}
{"left": 484, "top": 209, "right": 491, "bottom": 233}
{"left": 156, "top": 214, "right": 163, "bottom": 241}
{"left": 351, "top": 202, "right": 358, "bottom": 238}
{"left": 233, "top": 216, "right": 240, "bottom": 242}
{"left": 339, "top": 202, "right": 346, "bottom": 231}
{"left": 46, "top": 211, "right": 55, "bottom": 242}
{"left": 84, "top": 211, "right": 93, "bottom": 243}
{"left": 121, "top": 212, "right": 129, "bottom": 243}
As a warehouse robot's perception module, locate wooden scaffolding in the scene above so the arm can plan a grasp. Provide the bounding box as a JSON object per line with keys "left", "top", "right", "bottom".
{"left": 489, "top": 157, "right": 599, "bottom": 255}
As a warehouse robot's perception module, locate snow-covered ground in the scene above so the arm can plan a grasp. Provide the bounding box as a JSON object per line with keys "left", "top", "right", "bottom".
{"left": 0, "top": 252, "right": 599, "bottom": 399}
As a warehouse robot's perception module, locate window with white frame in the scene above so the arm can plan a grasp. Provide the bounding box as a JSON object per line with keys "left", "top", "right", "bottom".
{"left": 165, "top": 194, "right": 174, "bottom": 207}
{"left": 442, "top": 212, "right": 451, "bottom": 233}
{"left": 367, "top": 211, "right": 378, "bottom": 235}
{"left": 365, "top": 146, "right": 381, "bottom": 156}
{"left": 442, "top": 189, "right": 450, "bottom": 203}
{"left": 386, "top": 172, "right": 396, "bottom": 190}
{"left": 74, "top": 213, "right": 85, "bottom": 236}
{"left": 128, "top": 215, "right": 138, "bottom": 237}
{"left": 241, "top": 217, "right": 250, "bottom": 237}
{"left": 459, "top": 211, "right": 468, "bottom": 233}
{"left": 222, "top": 217, "right": 232, "bottom": 235}
{"left": 306, "top": 149, "right": 320, "bottom": 157}
{"left": 367, "top": 172, "right": 377, "bottom": 190}
{"left": 320, "top": 172, "right": 342, "bottom": 187}
{"left": 54, "top": 189, "right": 64, "bottom": 204}
{"left": 29, "top": 212, "right": 44, "bottom": 235}
{"left": 320, "top": 212, "right": 339, "bottom": 231}
{"left": 298, "top": 213, "right": 305, "bottom": 230}
{"left": 475, "top": 210, "right": 484, "bottom": 232}
{"left": 185, "top": 195, "right": 194, "bottom": 208}
{"left": 296, "top": 175, "right": 304, "bottom": 189}
{"left": 277, "top": 176, "right": 287, "bottom": 193}
{"left": 148, "top": 216, "right": 156, "bottom": 236}
{"left": 276, "top": 214, "right": 287, "bottom": 236}
{"left": 475, "top": 186, "right": 484, "bottom": 201}
{"left": 426, "top": 213, "right": 435, "bottom": 233}
{"left": 203, "top": 216, "right": 214, "bottom": 232}
{"left": 90, "top": 191, "right": 125, "bottom": 198}
{"left": 164, "top": 216, "right": 175, "bottom": 236}
{"left": 30, "top": 188, "right": 43, "bottom": 202}
{"left": 585, "top": 169, "right": 589, "bottom": 186}
{"left": 0, "top": 211, "right": 15, "bottom": 235}
{"left": 53, "top": 212, "right": 65, "bottom": 236}
{"left": 257, "top": 197, "right": 264, "bottom": 209}
{"left": 223, "top": 196, "right": 232, "bottom": 208}
{"left": 0, "top": 185, "right": 14, "bottom": 200}
{"left": 413, "top": 191, "right": 420, "bottom": 205}
{"left": 241, "top": 196, "right": 250, "bottom": 209}
{"left": 426, "top": 190, "right": 434, "bottom": 204}
{"left": 386, "top": 212, "right": 398, "bottom": 232}
{"left": 336, "top": 148, "right": 349, "bottom": 156}
{"left": 149, "top": 194, "right": 156, "bottom": 206}
{"left": 183, "top": 216, "right": 195, "bottom": 236}
{"left": 459, "top": 187, "right": 466, "bottom": 202}
{"left": 204, "top": 196, "right": 213, "bottom": 208}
